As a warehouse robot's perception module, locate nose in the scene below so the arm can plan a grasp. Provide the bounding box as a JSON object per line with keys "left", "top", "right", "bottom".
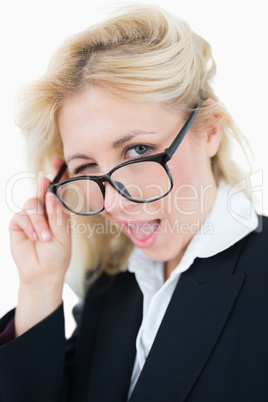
{"left": 113, "top": 180, "right": 131, "bottom": 197}
{"left": 103, "top": 182, "right": 141, "bottom": 215}
{"left": 103, "top": 182, "right": 125, "bottom": 214}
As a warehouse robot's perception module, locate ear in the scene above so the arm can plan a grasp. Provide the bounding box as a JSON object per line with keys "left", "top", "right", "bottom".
{"left": 200, "top": 98, "right": 222, "bottom": 158}
{"left": 205, "top": 117, "right": 222, "bottom": 158}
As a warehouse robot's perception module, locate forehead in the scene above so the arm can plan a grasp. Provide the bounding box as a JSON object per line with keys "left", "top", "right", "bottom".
{"left": 58, "top": 87, "right": 182, "bottom": 150}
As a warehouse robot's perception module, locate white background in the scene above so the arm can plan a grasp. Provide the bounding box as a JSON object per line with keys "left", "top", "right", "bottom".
{"left": 1, "top": 0, "right": 267, "bottom": 337}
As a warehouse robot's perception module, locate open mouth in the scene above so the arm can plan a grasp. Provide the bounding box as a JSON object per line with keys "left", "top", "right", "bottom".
{"left": 124, "top": 219, "right": 161, "bottom": 248}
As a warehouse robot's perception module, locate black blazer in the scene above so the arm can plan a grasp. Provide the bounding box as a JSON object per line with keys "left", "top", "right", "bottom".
{"left": 0, "top": 216, "right": 268, "bottom": 402}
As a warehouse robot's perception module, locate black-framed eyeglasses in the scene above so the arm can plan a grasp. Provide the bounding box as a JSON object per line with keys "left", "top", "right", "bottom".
{"left": 48, "top": 105, "right": 200, "bottom": 215}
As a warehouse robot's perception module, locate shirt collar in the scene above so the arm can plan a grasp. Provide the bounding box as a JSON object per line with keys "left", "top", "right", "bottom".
{"left": 194, "top": 181, "right": 258, "bottom": 258}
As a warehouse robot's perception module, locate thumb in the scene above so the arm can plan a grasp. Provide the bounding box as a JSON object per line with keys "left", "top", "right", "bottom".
{"left": 45, "top": 192, "right": 71, "bottom": 245}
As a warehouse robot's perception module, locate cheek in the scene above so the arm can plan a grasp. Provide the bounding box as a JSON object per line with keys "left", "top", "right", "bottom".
{"left": 163, "top": 142, "right": 210, "bottom": 217}
{"left": 167, "top": 155, "right": 193, "bottom": 189}
{"left": 168, "top": 138, "right": 207, "bottom": 188}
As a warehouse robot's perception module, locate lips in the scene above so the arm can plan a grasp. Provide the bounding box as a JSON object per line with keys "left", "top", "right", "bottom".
{"left": 123, "top": 219, "right": 161, "bottom": 248}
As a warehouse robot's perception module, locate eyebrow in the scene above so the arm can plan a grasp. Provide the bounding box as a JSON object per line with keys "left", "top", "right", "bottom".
{"left": 66, "top": 130, "right": 155, "bottom": 164}
{"left": 112, "top": 130, "right": 155, "bottom": 149}
{"left": 66, "top": 154, "right": 91, "bottom": 164}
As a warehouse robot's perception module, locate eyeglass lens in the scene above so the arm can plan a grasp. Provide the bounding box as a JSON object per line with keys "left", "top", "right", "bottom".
{"left": 56, "top": 161, "right": 172, "bottom": 214}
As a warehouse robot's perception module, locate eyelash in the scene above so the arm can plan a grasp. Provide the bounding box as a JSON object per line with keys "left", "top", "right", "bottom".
{"left": 72, "top": 144, "right": 157, "bottom": 175}
{"left": 73, "top": 164, "right": 97, "bottom": 175}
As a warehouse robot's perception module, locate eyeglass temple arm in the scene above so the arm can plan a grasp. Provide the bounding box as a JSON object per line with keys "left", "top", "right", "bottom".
{"left": 49, "top": 162, "right": 68, "bottom": 186}
{"left": 163, "top": 105, "right": 200, "bottom": 162}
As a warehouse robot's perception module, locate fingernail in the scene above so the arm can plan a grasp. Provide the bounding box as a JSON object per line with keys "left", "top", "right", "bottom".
{"left": 32, "top": 231, "right": 38, "bottom": 240}
{"left": 41, "top": 230, "right": 51, "bottom": 241}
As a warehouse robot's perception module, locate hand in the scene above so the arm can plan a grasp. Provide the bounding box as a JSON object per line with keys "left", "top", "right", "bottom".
{"left": 9, "top": 158, "right": 71, "bottom": 285}
{"left": 9, "top": 158, "right": 72, "bottom": 336}
{"left": 9, "top": 158, "right": 71, "bottom": 287}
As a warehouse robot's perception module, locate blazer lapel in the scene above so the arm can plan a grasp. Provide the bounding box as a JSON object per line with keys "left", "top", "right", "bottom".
{"left": 129, "top": 241, "right": 246, "bottom": 402}
{"left": 86, "top": 271, "right": 143, "bottom": 402}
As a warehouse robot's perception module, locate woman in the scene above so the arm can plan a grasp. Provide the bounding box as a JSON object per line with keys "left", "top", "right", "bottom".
{"left": 0, "top": 4, "right": 267, "bottom": 402}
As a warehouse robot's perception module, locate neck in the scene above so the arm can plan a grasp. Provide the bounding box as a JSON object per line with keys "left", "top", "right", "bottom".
{"left": 164, "top": 248, "right": 186, "bottom": 281}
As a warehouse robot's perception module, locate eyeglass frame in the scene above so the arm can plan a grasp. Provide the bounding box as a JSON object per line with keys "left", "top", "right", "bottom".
{"left": 48, "top": 105, "right": 200, "bottom": 215}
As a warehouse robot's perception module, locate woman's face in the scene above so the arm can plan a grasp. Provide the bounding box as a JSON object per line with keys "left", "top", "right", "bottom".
{"left": 59, "top": 87, "right": 219, "bottom": 272}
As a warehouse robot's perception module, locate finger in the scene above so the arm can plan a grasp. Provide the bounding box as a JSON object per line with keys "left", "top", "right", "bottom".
{"left": 52, "top": 157, "right": 69, "bottom": 182}
{"left": 37, "top": 177, "right": 51, "bottom": 204}
{"left": 51, "top": 157, "right": 64, "bottom": 171}
{"left": 24, "top": 198, "right": 52, "bottom": 242}
{"left": 37, "top": 177, "right": 51, "bottom": 222}
{"left": 9, "top": 211, "right": 38, "bottom": 242}
{"left": 45, "top": 192, "right": 70, "bottom": 244}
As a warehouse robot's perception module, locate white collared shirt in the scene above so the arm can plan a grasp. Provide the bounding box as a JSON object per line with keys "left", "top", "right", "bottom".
{"left": 127, "top": 182, "right": 258, "bottom": 397}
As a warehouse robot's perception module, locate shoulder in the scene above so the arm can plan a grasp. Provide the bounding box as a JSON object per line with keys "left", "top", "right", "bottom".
{"left": 238, "top": 215, "right": 268, "bottom": 259}
{"left": 234, "top": 215, "right": 268, "bottom": 293}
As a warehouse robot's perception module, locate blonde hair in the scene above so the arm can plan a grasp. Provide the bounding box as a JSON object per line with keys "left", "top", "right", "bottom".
{"left": 15, "top": 4, "right": 252, "bottom": 297}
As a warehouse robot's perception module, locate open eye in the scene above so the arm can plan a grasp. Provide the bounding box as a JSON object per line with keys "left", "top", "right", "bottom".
{"left": 126, "top": 145, "right": 151, "bottom": 158}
